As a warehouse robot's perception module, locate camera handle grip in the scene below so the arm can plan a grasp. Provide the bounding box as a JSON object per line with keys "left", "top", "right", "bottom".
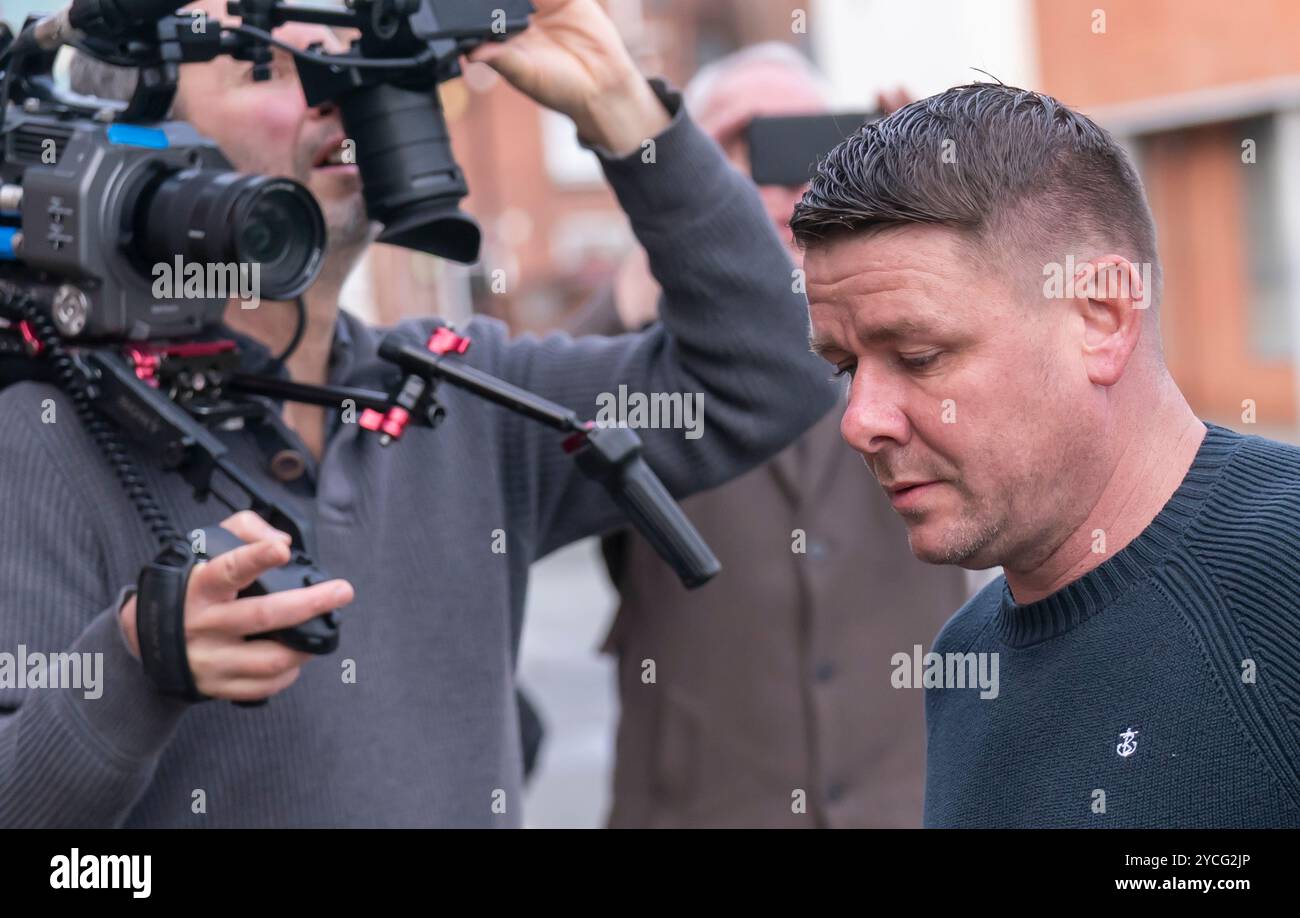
{"left": 569, "top": 425, "right": 721, "bottom": 588}
{"left": 194, "top": 525, "right": 341, "bottom": 654}
{"left": 135, "top": 526, "right": 340, "bottom": 705}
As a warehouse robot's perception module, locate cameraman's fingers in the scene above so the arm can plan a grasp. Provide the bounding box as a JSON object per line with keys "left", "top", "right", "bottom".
{"left": 465, "top": 41, "right": 531, "bottom": 85}
{"left": 206, "top": 667, "right": 304, "bottom": 704}
{"left": 191, "top": 640, "right": 314, "bottom": 682}
{"left": 190, "top": 538, "right": 292, "bottom": 604}
{"left": 219, "top": 510, "right": 293, "bottom": 546}
{"left": 216, "top": 579, "right": 353, "bottom": 639}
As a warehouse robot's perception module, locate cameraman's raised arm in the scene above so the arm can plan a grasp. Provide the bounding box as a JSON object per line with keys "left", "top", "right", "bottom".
{"left": 464, "top": 0, "right": 836, "bottom": 558}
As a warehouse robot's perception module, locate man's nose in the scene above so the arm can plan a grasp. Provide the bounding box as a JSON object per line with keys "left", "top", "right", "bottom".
{"left": 840, "top": 369, "right": 909, "bottom": 456}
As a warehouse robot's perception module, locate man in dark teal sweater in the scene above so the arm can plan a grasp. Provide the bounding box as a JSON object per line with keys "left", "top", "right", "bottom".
{"left": 790, "top": 83, "right": 1300, "bottom": 827}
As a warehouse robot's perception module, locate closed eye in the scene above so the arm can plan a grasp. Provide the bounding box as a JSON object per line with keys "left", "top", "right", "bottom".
{"left": 900, "top": 351, "right": 941, "bottom": 370}
{"left": 831, "top": 352, "right": 942, "bottom": 380}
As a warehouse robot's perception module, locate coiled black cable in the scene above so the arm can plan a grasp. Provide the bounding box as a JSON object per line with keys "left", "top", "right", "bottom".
{"left": 12, "top": 291, "right": 183, "bottom": 550}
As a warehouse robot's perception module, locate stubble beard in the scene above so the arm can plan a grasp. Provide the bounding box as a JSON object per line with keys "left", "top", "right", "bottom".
{"left": 901, "top": 485, "right": 1008, "bottom": 568}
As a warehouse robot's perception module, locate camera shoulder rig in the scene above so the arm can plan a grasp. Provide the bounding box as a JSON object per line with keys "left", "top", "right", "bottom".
{"left": 0, "top": 282, "right": 720, "bottom": 702}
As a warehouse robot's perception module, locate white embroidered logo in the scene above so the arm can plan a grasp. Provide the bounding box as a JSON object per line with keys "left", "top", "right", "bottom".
{"left": 1116, "top": 727, "right": 1139, "bottom": 758}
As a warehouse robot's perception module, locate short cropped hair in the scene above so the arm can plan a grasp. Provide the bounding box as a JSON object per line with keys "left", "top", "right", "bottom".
{"left": 790, "top": 82, "right": 1162, "bottom": 310}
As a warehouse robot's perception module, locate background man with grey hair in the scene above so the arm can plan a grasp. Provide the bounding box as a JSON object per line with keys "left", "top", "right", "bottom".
{"left": 569, "top": 44, "right": 967, "bottom": 828}
{"left": 0, "top": 0, "right": 833, "bottom": 827}
{"left": 792, "top": 82, "right": 1300, "bottom": 827}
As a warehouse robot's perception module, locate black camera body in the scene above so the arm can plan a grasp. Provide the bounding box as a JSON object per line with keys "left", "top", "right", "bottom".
{"left": 1, "top": 109, "right": 323, "bottom": 341}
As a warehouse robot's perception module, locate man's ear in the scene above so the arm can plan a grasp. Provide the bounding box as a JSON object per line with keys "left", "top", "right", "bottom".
{"left": 1072, "top": 254, "right": 1148, "bottom": 387}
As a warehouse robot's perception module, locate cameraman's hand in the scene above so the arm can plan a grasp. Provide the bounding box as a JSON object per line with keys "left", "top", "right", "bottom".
{"left": 117, "top": 511, "right": 354, "bottom": 702}
{"left": 467, "top": 0, "right": 669, "bottom": 156}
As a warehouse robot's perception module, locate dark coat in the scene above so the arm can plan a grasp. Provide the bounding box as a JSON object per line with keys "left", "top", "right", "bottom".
{"left": 600, "top": 408, "right": 972, "bottom": 827}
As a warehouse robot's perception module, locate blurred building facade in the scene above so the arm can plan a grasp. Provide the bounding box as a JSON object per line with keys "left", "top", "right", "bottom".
{"left": 1034, "top": 0, "right": 1300, "bottom": 433}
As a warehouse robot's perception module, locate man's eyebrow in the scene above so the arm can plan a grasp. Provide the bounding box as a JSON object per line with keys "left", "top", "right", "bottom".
{"left": 809, "top": 316, "right": 949, "bottom": 356}
{"left": 858, "top": 316, "right": 948, "bottom": 343}
{"left": 808, "top": 333, "right": 841, "bottom": 358}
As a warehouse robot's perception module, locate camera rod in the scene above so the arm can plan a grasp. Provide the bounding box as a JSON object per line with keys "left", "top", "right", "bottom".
{"left": 375, "top": 329, "right": 722, "bottom": 588}
{"left": 226, "top": 324, "right": 721, "bottom": 588}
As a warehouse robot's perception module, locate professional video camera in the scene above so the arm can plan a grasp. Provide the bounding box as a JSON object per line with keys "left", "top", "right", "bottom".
{"left": 0, "top": 0, "right": 720, "bottom": 703}
{"left": 0, "top": 0, "right": 532, "bottom": 343}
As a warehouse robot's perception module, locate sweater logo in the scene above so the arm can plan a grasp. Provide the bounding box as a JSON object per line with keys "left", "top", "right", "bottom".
{"left": 1116, "top": 727, "right": 1139, "bottom": 758}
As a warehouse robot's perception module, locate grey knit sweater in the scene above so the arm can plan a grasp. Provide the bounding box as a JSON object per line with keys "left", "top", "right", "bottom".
{"left": 0, "top": 82, "right": 836, "bottom": 827}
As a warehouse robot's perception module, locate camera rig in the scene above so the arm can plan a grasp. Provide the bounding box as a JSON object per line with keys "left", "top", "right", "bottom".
{"left": 0, "top": 1, "right": 720, "bottom": 702}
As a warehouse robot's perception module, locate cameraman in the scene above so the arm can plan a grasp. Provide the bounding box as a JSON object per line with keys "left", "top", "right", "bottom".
{"left": 0, "top": 0, "right": 833, "bottom": 827}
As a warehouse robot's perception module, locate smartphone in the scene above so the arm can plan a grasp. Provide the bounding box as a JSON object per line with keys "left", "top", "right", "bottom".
{"left": 746, "top": 111, "right": 880, "bottom": 187}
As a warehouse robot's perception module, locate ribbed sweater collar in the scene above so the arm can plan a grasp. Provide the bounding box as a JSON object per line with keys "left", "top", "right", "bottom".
{"left": 994, "top": 421, "right": 1242, "bottom": 647}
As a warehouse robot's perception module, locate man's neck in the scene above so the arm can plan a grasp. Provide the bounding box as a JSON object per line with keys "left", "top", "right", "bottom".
{"left": 221, "top": 255, "right": 354, "bottom": 460}
{"left": 1003, "top": 384, "right": 1208, "bottom": 605}
{"left": 223, "top": 242, "right": 362, "bottom": 380}
{"left": 223, "top": 285, "right": 338, "bottom": 383}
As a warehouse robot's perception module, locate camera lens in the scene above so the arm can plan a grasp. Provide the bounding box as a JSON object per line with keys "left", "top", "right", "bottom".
{"left": 138, "top": 170, "right": 326, "bottom": 300}
{"left": 230, "top": 181, "right": 324, "bottom": 298}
